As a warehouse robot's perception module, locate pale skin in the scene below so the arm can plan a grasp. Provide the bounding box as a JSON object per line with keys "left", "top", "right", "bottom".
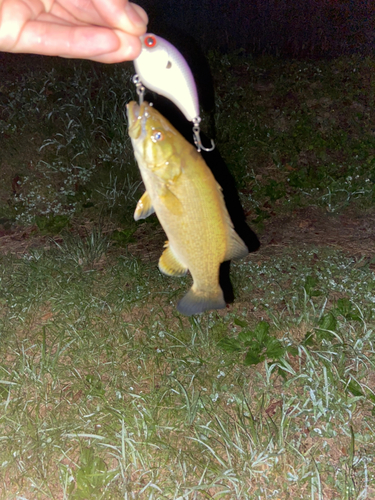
{"left": 0, "top": 0, "right": 148, "bottom": 63}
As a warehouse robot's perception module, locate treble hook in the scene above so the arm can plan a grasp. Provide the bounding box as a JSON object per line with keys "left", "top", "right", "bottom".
{"left": 192, "top": 117, "right": 215, "bottom": 153}
{"left": 132, "top": 74, "right": 145, "bottom": 105}
{"left": 131, "top": 75, "right": 215, "bottom": 153}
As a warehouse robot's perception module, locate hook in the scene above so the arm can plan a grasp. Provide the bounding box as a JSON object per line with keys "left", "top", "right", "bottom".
{"left": 192, "top": 117, "right": 215, "bottom": 153}
{"left": 131, "top": 77, "right": 215, "bottom": 153}
{"left": 132, "top": 74, "right": 145, "bottom": 105}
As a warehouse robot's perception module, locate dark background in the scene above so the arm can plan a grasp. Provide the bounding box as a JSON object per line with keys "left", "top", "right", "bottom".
{"left": 137, "top": 0, "right": 375, "bottom": 57}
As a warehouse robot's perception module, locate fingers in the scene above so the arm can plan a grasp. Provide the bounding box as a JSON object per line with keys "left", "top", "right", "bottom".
{"left": 55, "top": 0, "right": 148, "bottom": 35}
{"left": 0, "top": 0, "right": 42, "bottom": 50}
{"left": 89, "top": 29, "right": 143, "bottom": 62}
{"left": 126, "top": 3, "right": 148, "bottom": 30}
{"left": 0, "top": 0, "right": 147, "bottom": 61}
{"left": 93, "top": 1, "right": 148, "bottom": 36}
{"left": 10, "top": 20, "right": 142, "bottom": 61}
{"left": 72, "top": 28, "right": 143, "bottom": 62}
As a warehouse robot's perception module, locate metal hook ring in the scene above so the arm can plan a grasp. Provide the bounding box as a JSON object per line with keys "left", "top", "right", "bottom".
{"left": 132, "top": 73, "right": 145, "bottom": 104}
{"left": 192, "top": 117, "right": 215, "bottom": 152}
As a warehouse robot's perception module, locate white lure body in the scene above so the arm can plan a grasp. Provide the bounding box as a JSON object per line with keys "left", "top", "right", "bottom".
{"left": 133, "top": 33, "right": 200, "bottom": 122}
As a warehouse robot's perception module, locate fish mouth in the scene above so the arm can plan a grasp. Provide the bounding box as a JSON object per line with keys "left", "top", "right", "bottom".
{"left": 126, "top": 101, "right": 147, "bottom": 139}
{"left": 127, "top": 101, "right": 140, "bottom": 120}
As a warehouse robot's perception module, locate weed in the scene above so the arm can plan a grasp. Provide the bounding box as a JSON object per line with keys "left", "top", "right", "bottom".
{"left": 53, "top": 227, "right": 109, "bottom": 267}
{"left": 219, "top": 319, "right": 297, "bottom": 370}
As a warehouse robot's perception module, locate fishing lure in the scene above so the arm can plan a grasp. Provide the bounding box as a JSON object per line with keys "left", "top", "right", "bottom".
{"left": 133, "top": 33, "right": 215, "bottom": 152}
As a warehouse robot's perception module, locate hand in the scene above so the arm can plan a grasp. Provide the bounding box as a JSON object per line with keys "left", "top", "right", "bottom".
{"left": 0, "top": 0, "right": 148, "bottom": 63}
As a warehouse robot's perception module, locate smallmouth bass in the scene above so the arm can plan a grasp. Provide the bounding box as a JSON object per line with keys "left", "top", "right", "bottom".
{"left": 127, "top": 101, "right": 248, "bottom": 315}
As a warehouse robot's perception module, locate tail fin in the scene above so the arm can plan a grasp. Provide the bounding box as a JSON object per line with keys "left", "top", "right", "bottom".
{"left": 177, "top": 287, "right": 226, "bottom": 316}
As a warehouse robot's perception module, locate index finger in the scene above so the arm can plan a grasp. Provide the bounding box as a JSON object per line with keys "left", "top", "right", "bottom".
{"left": 57, "top": 0, "right": 148, "bottom": 35}
{"left": 11, "top": 20, "right": 143, "bottom": 61}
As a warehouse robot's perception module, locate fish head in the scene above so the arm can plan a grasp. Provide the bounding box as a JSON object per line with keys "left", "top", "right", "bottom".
{"left": 127, "top": 101, "right": 180, "bottom": 171}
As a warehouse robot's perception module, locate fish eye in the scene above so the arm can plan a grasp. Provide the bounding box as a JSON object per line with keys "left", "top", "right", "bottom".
{"left": 144, "top": 35, "right": 157, "bottom": 48}
{"left": 151, "top": 131, "right": 164, "bottom": 142}
{"left": 166, "top": 61, "right": 172, "bottom": 69}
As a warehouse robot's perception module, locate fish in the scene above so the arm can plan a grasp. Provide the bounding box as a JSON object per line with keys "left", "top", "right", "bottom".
{"left": 127, "top": 100, "right": 249, "bottom": 315}
{"left": 133, "top": 33, "right": 199, "bottom": 122}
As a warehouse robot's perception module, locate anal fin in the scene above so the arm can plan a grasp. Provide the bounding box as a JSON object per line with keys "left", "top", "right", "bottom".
{"left": 159, "top": 243, "right": 187, "bottom": 277}
{"left": 224, "top": 229, "right": 249, "bottom": 261}
{"left": 223, "top": 208, "right": 249, "bottom": 260}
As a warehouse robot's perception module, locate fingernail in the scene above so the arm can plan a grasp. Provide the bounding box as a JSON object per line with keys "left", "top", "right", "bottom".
{"left": 125, "top": 3, "right": 147, "bottom": 28}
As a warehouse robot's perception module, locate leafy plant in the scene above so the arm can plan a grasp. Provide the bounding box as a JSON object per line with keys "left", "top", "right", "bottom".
{"left": 303, "top": 275, "right": 322, "bottom": 298}
{"left": 334, "top": 297, "right": 362, "bottom": 321}
{"left": 219, "top": 319, "right": 297, "bottom": 367}
{"left": 316, "top": 298, "right": 362, "bottom": 342}
{"left": 71, "top": 447, "right": 113, "bottom": 499}
{"left": 35, "top": 214, "right": 70, "bottom": 234}
{"left": 263, "top": 179, "right": 286, "bottom": 201}
{"left": 111, "top": 228, "right": 137, "bottom": 246}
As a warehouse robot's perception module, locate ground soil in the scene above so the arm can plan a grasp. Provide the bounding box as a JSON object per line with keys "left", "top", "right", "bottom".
{"left": 261, "top": 205, "right": 375, "bottom": 258}
{"left": 102, "top": 205, "right": 375, "bottom": 262}
{"left": 1, "top": 206, "right": 374, "bottom": 266}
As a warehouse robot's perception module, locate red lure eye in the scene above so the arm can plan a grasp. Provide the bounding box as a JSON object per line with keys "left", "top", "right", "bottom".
{"left": 144, "top": 35, "right": 157, "bottom": 48}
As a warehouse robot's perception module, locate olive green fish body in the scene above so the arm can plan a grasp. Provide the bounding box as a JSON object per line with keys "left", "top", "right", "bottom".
{"left": 127, "top": 101, "right": 248, "bottom": 315}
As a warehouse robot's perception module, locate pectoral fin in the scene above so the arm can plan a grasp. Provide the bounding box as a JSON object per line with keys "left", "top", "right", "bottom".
{"left": 159, "top": 243, "right": 187, "bottom": 277}
{"left": 134, "top": 191, "right": 154, "bottom": 221}
{"left": 159, "top": 185, "right": 183, "bottom": 216}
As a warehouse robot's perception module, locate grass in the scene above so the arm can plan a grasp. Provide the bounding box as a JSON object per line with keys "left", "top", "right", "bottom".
{"left": 1, "top": 58, "right": 140, "bottom": 228}
{"left": 1, "top": 245, "right": 374, "bottom": 498}
{"left": 210, "top": 54, "right": 375, "bottom": 218}
{"left": 1, "top": 52, "right": 375, "bottom": 498}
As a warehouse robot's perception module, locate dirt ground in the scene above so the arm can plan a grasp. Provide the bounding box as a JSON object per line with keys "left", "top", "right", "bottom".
{"left": 261, "top": 205, "right": 375, "bottom": 258}
{"left": 125, "top": 205, "right": 375, "bottom": 263}
{"left": 1, "top": 206, "right": 374, "bottom": 267}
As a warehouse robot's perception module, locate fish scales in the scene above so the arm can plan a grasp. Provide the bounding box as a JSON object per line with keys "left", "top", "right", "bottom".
{"left": 139, "top": 145, "right": 226, "bottom": 279}
{"left": 127, "top": 101, "right": 248, "bottom": 315}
